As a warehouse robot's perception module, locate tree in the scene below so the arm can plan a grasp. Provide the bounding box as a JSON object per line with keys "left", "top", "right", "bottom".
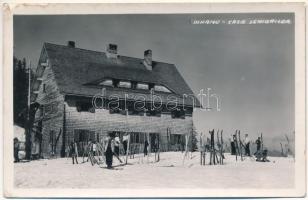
{"left": 13, "top": 56, "right": 34, "bottom": 159}
{"left": 191, "top": 123, "right": 198, "bottom": 152}
{"left": 13, "top": 56, "right": 29, "bottom": 126}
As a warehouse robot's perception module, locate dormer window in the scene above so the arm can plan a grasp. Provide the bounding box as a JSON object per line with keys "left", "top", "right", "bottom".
{"left": 149, "top": 83, "right": 154, "bottom": 90}
{"left": 113, "top": 79, "right": 119, "bottom": 87}
{"left": 118, "top": 81, "right": 131, "bottom": 89}
{"left": 99, "top": 79, "right": 113, "bottom": 87}
{"left": 131, "top": 81, "right": 137, "bottom": 89}
{"left": 96, "top": 79, "right": 172, "bottom": 94}
{"left": 136, "top": 83, "right": 149, "bottom": 90}
{"left": 154, "top": 85, "right": 171, "bottom": 93}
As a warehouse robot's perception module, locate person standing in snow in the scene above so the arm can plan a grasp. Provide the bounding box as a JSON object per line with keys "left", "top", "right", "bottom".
{"left": 181, "top": 138, "right": 185, "bottom": 152}
{"left": 14, "top": 137, "right": 20, "bottom": 163}
{"left": 92, "top": 141, "right": 97, "bottom": 157}
{"left": 205, "top": 137, "right": 211, "bottom": 152}
{"left": 65, "top": 145, "right": 70, "bottom": 158}
{"left": 244, "top": 134, "right": 251, "bottom": 156}
{"left": 104, "top": 135, "right": 115, "bottom": 169}
{"left": 32, "top": 138, "right": 40, "bottom": 160}
{"left": 122, "top": 133, "right": 129, "bottom": 155}
{"left": 70, "top": 141, "right": 79, "bottom": 164}
{"left": 230, "top": 135, "right": 236, "bottom": 155}
{"left": 153, "top": 136, "right": 158, "bottom": 154}
{"left": 114, "top": 133, "right": 120, "bottom": 156}
{"left": 255, "top": 137, "right": 261, "bottom": 153}
{"left": 85, "top": 140, "right": 92, "bottom": 163}
{"left": 144, "top": 139, "right": 149, "bottom": 156}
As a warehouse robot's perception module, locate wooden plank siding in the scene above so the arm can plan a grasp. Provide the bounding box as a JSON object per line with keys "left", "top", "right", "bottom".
{"left": 33, "top": 50, "right": 65, "bottom": 158}
{"left": 65, "top": 102, "right": 193, "bottom": 151}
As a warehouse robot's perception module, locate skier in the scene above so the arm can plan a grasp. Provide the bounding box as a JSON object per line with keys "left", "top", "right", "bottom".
{"left": 244, "top": 134, "right": 251, "bottom": 156}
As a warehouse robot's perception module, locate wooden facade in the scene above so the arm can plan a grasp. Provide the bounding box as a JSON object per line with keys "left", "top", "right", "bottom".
{"left": 31, "top": 42, "right": 199, "bottom": 158}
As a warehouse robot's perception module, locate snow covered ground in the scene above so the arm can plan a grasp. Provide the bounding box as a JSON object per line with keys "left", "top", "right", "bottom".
{"left": 14, "top": 152, "right": 294, "bottom": 189}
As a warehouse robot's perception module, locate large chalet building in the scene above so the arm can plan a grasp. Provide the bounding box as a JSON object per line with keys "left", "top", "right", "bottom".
{"left": 31, "top": 41, "right": 200, "bottom": 158}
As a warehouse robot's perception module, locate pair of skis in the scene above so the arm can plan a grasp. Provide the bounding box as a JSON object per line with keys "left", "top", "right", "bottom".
{"left": 200, "top": 133, "right": 206, "bottom": 166}
{"left": 199, "top": 129, "right": 224, "bottom": 166}
{"left": 209, "top": 129, "right": 223, "bottom": 165}
{"left": 216, "top": 130, "right": 224, "bottom": 164}
{"left": 234, "top": 130, "right": 243, "bottom": 161}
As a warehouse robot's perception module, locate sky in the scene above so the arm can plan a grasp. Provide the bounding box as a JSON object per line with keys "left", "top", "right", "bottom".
{"left": 13, "top": 14, "right": 295, "bottom": 146}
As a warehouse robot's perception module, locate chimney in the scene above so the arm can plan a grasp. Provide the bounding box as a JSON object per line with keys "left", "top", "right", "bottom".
{"left": 143, "top": 49, "right": 152, "bottom": 70}
{"left": 106, "top": 44, "right": 118, "bottom": 59}
{"left": 67, "top": 41, "right": 75, "bottom": 48}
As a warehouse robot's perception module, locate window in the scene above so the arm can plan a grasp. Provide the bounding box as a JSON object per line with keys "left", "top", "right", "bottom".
{"left": 171, "top": 109, "right": 185, "bottom": 119}
{"left": 128, "top": 109, "right": 144, "bottom": 116}
{"left": 154, "top": 85, "right": 171, "bottom": 93}
{"left": 149, "top": 83, "right": 155, "bottom": 90}
{"left": 146, "top": 109, "right": 161, "bottom": 117}
{"left": 43, "top": 84, "right": 46, "bottom": 93}
{"left": 170, "top": 134, "right": 183, "bottom": 145}
{"left": 136, "top": 83, "right": 149, "bottom": 90}
{"left": 130, "top": 132, "right": 145, "bottom": 144}
{"left": 185, "top": 107, "right": 193, "bottom": 117}
{"left": 109, "top": 108, "right": 127, "bottom": 115}
{"left": 99, "top": 79, "right": 113, "bottom": 86}
{"left": 127, "top": 104, "right": 144, "bottom": 116}
{"left": 38, "top": 105, "right": 45, "bottom": 117}
{"left": 118, "top": 81, "right": 131, "bottom": 88}
{"left": 76, "top": 101, "right": 95, "bottom": 113}
{"left": 131, "top": 81, "right": 137, "bottom": 89}
{"left": 113, "top": 79, "right": 120, "bottom": 87}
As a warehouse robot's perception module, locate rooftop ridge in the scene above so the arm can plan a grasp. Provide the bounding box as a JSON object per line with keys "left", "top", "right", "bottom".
{"left": 44, "top": 42, "right": 105, "bottom": 55}
{"left": 43, "top": 42, "right": 175, "bottom": 66}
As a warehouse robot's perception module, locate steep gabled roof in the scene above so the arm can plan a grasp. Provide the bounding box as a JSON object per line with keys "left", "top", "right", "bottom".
{"left": 40, "top": 43, "right": 200, "bottom": 107}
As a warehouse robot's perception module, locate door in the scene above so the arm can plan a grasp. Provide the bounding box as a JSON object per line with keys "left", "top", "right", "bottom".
{"left": 149, "top": 133, "right": 159, "bottom": 152}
